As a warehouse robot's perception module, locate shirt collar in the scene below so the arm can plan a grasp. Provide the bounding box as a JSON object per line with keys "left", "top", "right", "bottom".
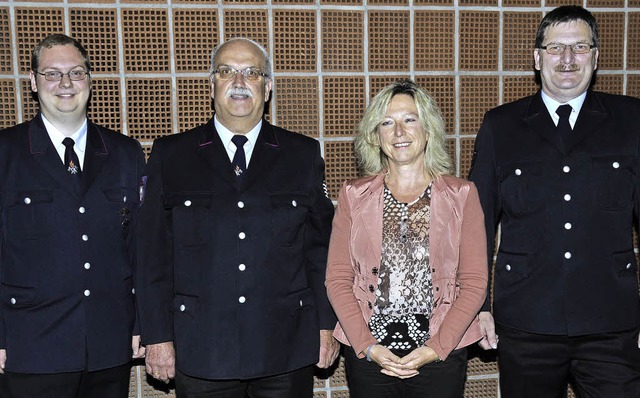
{"left": 41, "top": 114, "right": 88, "bottom": 155}
{"left": 541, "top": 90, "right": 587, "bottom": 121}
{"left": 214, "top": 115, "right": 262, "bottom": 150}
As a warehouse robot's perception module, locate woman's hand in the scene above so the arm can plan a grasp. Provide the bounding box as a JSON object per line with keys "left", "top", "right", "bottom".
{"left": 380, "top": 346, "right": 440, "bottom": 379}
{"left": 399, "top": 346, "right": 439, "bottom": 368}
{"left": 366, "top": 345, "right": 419, "bottom": 379}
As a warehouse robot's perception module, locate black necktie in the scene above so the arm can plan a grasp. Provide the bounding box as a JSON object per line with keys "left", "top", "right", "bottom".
{"left": 556, "top": 104, "right": 573, "bottom": 145}
{"left": 231, "top": 135, "right": 248, "bottom": 178}
{"left": 62, "top": 137, "right": 82, "bottom": 176}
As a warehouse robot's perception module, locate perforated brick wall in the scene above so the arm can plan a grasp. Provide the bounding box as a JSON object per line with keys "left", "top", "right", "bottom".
{"left": 2, "top": 1, "right": 639, "bottom": 397}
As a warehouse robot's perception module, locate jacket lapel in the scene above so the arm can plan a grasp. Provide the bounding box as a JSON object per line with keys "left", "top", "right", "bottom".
{"left": 523, "top": 91, "right": 608, "bottom": 154}
{"left": 195, "top": 119, "right": 238, "bottom": 189}
{"left": 353, "top": 174, "right": 384, "bottom": 273}
{"left": 242, "top": 122, "right": 281, "bottom": 190}
{"left": 523, "top": 91, "right": 566, "bottom": 154}
{"left": 567, "top": 91, "right": 607, "bottom": 151}
{"left": 28, "top": 115, "right": 78, "bottom": 197}
{"left": 429, "top": 177, "right": 455, "bottom": 263}
{"left": 79, "top": 123, "right": 109, "bottom": 196}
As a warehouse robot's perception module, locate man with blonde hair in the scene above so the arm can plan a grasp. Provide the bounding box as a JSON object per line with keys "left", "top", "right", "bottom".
{"left": 0, "top": 33, "right": 145, "bottom": 398}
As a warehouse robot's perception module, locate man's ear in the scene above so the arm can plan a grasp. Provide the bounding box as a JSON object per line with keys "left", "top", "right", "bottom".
{"left": 264, "top": 79, "right": 273, "bottom": 102}
{"left": 30, "top": 71, "right": 38, "bottom": 93}
{"left": 210, "top": 75, "right": 216, "bottom": 101}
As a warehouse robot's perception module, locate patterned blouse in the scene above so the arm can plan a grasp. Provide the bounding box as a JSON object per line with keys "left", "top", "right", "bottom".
{"left": 368, "top": 183, "right": 433, "bottom": 352}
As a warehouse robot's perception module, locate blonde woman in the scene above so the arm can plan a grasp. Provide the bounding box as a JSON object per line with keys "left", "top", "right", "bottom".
{"left": 326, "top": 80, "right": 487, "bottom": 397}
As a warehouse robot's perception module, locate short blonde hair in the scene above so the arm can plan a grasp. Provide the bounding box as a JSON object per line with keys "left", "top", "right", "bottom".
{"left": 354, "top": 79, "right": 452, "bottom": 178}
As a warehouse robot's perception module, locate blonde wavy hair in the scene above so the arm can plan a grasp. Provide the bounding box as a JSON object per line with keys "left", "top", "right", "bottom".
{"left": 354, "top": 79, "right": 452, "bottom": 178}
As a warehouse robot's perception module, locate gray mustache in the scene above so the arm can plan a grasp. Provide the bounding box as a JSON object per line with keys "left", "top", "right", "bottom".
{"left": 226, "top": 87, "right": 253, "bottom": 98}
{"left": 554, "top": 65, "right": 580, "bottom": 72}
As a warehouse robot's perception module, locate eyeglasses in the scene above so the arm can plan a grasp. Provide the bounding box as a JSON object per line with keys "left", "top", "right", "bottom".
{"left": 36, "top": 70, "right": 89, "bottom": 82}
{"left": 538, "top": 42, "right": 596, "bottom": 55}
{"left": 213, "top": 66, "right": 268, "bottom": 81}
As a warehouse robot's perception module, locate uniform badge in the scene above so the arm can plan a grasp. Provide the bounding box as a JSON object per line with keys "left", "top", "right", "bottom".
{"left": 68, "top": 161, "right": 79, "bottom": 175}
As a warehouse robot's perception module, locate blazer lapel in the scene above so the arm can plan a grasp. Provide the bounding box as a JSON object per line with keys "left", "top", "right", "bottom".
{"left": 429, "top": 177, "right": 455, "bottom": 263}
{"left": 242, "top": 122, "right": 281, "bottom": 190}
{"left": 567, "top": 91, "right": 607, "bottom": 151}
{"left": 79, "top": 123, "right": 109, "bottom": 196}
{"left": 523, "top": 91, "right": 566, "bottom": 154}
{"left": 354, "top": 175, "right": 384, "bottom": 273}
{"left": 195, "top": 119, "right": 238, "bottom": 189}
{"left": 28, "top": 115, "right": 78, "bottom": 197}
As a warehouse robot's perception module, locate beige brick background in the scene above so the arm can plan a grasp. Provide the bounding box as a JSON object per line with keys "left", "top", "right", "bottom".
{"left": 1, "top": 0, "right": 639, "bottom": 396}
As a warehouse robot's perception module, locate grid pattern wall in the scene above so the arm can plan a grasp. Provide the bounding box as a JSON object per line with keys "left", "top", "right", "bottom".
{"left": 2, "top": 1, "right": 639, "bottom": 397}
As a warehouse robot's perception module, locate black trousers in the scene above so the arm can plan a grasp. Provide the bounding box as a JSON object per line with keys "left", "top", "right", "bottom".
{"left": 344, "top": 346, "right": 468, "bottom": 398}
{"left": 0, "top": 362, "right": 131, "bottom": 398}
{"left": 174, "top": 366, "right": 314, "bottom": 398}
{"left": 497, "top": 323, "right": 640, "bottom": 398}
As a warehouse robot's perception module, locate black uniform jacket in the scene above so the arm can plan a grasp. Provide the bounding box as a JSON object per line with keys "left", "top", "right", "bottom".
{"left": 136, "top": 118, "right": 336, "bottom": 380}
{"left": 0, "top": 114, "right": 145, "bottom": 373}
{"left": 469, "top": 91, "right": 640, "bottom": 336}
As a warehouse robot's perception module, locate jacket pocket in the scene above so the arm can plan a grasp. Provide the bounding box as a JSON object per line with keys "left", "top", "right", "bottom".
{"left": 612, "top": 250, "right": 638, "bottom": 278}
{"left": 269, "top": 192, "right": 310, "bottom": 246}
{"left": 4, "top": 189, "right": 54, "bottom": 240}
{"left": 286, "top": 287, "right": 316, "bottom": 316}
{"left": 164, "top": 191, "right": 214, "bottom": 246}
{"left": 499, "top": 161, "right": 547, "bottom": 215}
{"left": 104, "top": 187, "right": 140, "bottom": 239}
{"left": 103, "top": 187, "right": 141, "bottom": 205}
{"left": 495, "top": 251, "right": 528, "bottom": 283}
{"left": 0, "top": 284, "right": 36, "bottom": 308}
{"left": 173, "top": 294, "right": 199, "bottom": 318}
{"left": 591, "top": 155, "right": 636, "bottom": 210}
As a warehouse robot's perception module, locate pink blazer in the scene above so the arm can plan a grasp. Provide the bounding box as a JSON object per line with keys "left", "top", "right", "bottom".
{"left": 326, "top": 173, "right": 488, "bottom": 360}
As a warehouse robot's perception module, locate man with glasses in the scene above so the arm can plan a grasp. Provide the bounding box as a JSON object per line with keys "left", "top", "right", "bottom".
{"left": 469, "top": 5, "right": 640, "bottom": 397}
{"left": 136, "top": 37, "right": 339, "bottom": 397}
{"left": 0, "top": 34, "right": 146, "bottom": 398}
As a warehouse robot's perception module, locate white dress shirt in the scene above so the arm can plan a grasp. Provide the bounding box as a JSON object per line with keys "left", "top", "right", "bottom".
{"left": 41, "top": 114, "right": 88, "bottom": 169}
{"left": 541, "top": 90, "right": 587, "bottom": 130}
{"left": 214, "top": 115, "right": 262, "bottom": 168}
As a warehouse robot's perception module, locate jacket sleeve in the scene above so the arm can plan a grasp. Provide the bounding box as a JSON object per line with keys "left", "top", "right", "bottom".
{"left": 325, "top": 182, "right": 377, "bottom": 358}
{"left": 425, "top": 183, "right": 488, "bottom": 360}
{"left": 130, "top": 140, "right": 146, "bottom": 337}
{"left": 0, "top": 195, "right": 4, "bottom": 349}
{"left": 468, "top": 115, "right": 501, "bottom": 312}
{"left": 135, "top": 140, "right": 175, "bottom": 345}
{"left": 304, "top": 141, "right": 337, "bottom": 330}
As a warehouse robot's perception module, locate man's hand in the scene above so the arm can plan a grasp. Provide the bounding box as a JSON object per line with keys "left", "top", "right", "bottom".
{"left": 478, "top": 311, "right": 498, "bottom": 350}
{"left": 316, "top": 330, "right": 340, "bottom": 368}
{"left": 0, "top": 349, "right": 5, "bottom": 374}
{"left": 146, "top": 342, "right": 175, "bottom": 383}
{"left": 132, "top": 335, "right": 146, "bottom": 359}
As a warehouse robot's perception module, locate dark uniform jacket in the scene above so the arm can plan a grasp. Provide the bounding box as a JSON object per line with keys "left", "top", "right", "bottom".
{"left": 136, "top": 118, "right": 336, "bottom": 380}
{"left": 469, "top": 91, "right": 640, "bottom": 336}
{"left": 0, "top": 114, "right": 145, "bottom": 373}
